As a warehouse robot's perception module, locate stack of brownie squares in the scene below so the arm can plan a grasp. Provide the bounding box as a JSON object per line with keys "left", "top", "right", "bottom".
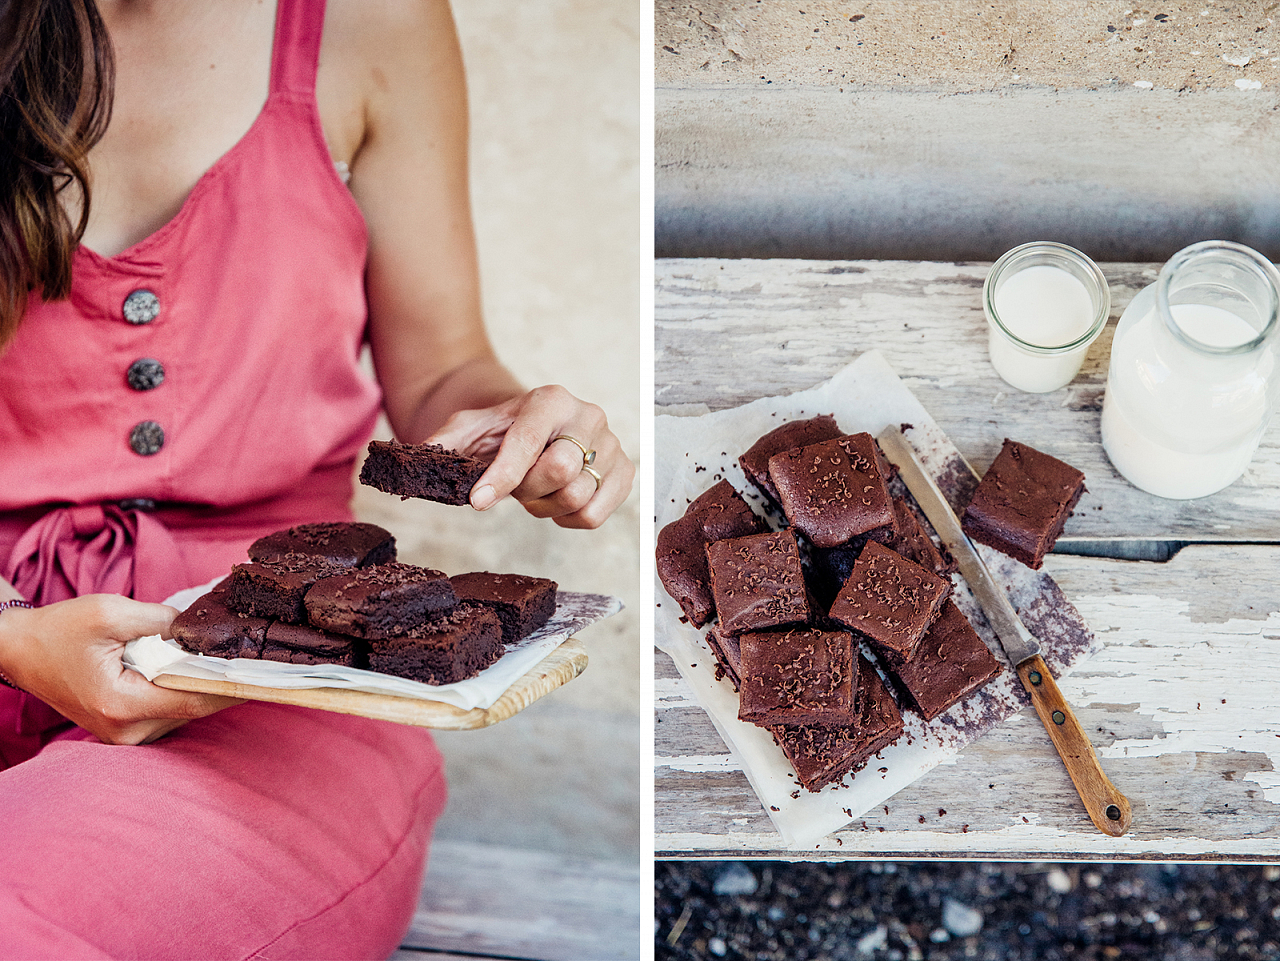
{"left": 171, "top": 521, "right": 558, "bottom": 686}
{"left": 657, "top": 416, "right": 1005, "bottom": 793}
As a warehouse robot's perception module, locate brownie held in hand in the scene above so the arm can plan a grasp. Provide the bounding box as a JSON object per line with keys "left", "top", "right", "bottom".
{"left": 767, "top": 432, "right": 895, "bottom": 548}
{"left": 248, "top": 522, "right": 396, "bottom": 568}
{"left": 961, "top": 439, "right": 1085, "bottom": 570}
{"left": 305, "top": 562, "right": 457, "bottom": 639}
{"left": 359, "top": 440, "right": 488, "bottom": 506}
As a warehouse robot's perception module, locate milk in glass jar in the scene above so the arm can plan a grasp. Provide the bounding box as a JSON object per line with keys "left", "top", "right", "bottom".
{"left": 1101, "top": 240, "right": 1280, "bottom": 499}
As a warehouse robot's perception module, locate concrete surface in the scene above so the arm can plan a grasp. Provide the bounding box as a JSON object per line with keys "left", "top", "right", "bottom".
{"left": 351, "top": 1, "right": 641, "bottom": 862}
{"left": 655, "top": 1, "right": 1280, "bottom": 261}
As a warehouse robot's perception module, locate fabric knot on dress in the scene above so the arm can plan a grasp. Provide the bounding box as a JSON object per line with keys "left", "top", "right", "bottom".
{"left": 3, "top": 503, "right": 190, "bottom": 606}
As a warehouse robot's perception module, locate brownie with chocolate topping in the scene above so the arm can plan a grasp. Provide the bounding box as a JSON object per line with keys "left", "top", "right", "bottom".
{"left": 227, "top": 554, "right": 347, "bottom": 624}
{"left": 656, "top": 480, "right": 765, "bottom": 628}
{"left": 827, "top": 542, "right": 951, "bottom": 664}
{"left": 359, "top": 441, "right": 488, "bottom": 506}
{"left": 961, "top": 438, "right": 1086, "bottom": 570}
{"left": 449, "top": 571, "right": 557, "bottom": 643}
{"left": 737, "top": 627, "right": 857, "bottom": 728}
{"left": 706, "top": 529, "right": 810, "bottom": 636}
{"left": 367, "top": 603, "right": 504, "bottom": 684}
{"left": 248, "top": 522, "right": 396, "bottom": 568}
{"left": 885, "top": 600, "right": 1003, "bottom": 721}
{"left": 705, "top": 626, "right": 743, "bottom": 690}
{"left": 767, "top": 433, "right": 895, "bottom": 548}
{"left": 261, "top": 621, "right": 361, "bottom": 667}
{"left": 772, "top": 653, "right": 905, "bottom": 792}
{"left": 306, "top": 562, "right": 457, "bottom": 639}
{"left": 737, "top": 414, "right": 843, "bottom": 505}
{"left": 171, "top": 578, "right": 268, "bottom": 659}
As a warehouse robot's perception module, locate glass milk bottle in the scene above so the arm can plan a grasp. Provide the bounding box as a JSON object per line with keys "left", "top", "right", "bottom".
{"left": 1101, "top": 240, "right": 1280, "bottom": 499}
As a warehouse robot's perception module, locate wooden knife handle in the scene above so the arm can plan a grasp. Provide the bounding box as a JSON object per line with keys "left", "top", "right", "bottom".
{"left": 1017, "top": 654, "right": 1132, "bottom": 837}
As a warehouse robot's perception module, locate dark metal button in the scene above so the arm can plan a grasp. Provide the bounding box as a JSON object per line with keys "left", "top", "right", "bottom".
{"left": 122, "top": 289, "right": 160, "bottom": 325}
{"left": 117, "top": 498, "right": 157, "bottom": 512}
{"left": 129, "top": 421, "right": 165, "bottom": 456}
{"left": 126, "top": 358, "right": 165, "bottom": 391}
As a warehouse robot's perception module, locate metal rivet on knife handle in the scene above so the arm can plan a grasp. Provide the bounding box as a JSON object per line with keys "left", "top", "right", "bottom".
{"left": 1052, "top": 711, "right": 1066, "bottom": 725}
{"left": 1029, "top": 671, "right": 1042, "bottom": 686}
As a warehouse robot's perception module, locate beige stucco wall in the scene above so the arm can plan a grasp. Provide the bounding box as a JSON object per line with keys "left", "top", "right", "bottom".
{"left": 352, "top": 1, "right": 642, "bottom": 860}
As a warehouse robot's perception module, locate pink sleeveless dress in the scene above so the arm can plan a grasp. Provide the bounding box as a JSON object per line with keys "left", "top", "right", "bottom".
{"left": 0, "top": 1, "right": 446, "bottom": 956}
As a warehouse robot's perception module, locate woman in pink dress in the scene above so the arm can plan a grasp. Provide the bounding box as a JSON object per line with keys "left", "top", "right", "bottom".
{"left": 0, "top": 0, "right": 634, "bottom": 956}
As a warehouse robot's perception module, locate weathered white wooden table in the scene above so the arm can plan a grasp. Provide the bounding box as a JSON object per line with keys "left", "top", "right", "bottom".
{"left": 654, "top": 258, "right": 1280, "bottom": 860}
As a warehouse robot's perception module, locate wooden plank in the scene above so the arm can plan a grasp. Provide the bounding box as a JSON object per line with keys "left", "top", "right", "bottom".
{"left": 401, "top": 840, "right": 641, "bottom": 961}
{"left": 154, "top": 638, "right": 587, "bottom": 731}
{"left": 655, "top": 258, "right": 1280, "bottom": 542}
{"left": 655, "top": 544, "right": 1280, "bottom": 859}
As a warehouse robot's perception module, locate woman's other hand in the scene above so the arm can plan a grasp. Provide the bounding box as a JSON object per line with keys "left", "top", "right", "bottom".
{"left": 428, "top": 385, "right": 635, "bottom": 529}
{"left": 0, "top": 595, "right": 243, "bottom": 745}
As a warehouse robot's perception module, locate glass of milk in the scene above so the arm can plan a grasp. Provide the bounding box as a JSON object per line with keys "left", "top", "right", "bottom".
{"left": 983, "top": 242, "right": 1111, "bottom": 393}
{"left": 1101, "top": 240, "right": 1280, "bottom": 499}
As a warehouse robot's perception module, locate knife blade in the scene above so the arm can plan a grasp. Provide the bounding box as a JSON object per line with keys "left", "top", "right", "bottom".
{"left": 876, "top": 425, "right": 1132, "bottom": 838}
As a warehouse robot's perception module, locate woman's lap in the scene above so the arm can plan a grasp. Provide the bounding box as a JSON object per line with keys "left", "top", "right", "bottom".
{"left": 0, "top": 699, "right": 446, "bottom": 960}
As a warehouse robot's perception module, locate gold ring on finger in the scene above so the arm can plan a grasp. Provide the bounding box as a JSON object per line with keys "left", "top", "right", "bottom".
{"left": 582, "top": 465, "right": 603, "bottom": 492}
{"left": 554, "top": 434, "right": 597, "bottom": 467}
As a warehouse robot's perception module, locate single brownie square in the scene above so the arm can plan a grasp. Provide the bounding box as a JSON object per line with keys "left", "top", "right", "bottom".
{"left": 171, "top": 579, "right": 268, "bottom": 659}
{"left": 767, "top": 433, "right": 895, "bottom": 548}
{"left": 248, "top": 522, "right": 396, "bottom": 568}
{"left": 738, "top": 414, "right": 843, "bottom": 505}
{"left": 772, "top": 653, "right": 906, "bottom": 793}
{"left": 656, "top": 480, "right": 766, "bottom": 628}
{"left": 886, "top": 600, "right": 1003, "bottom": 721}
{"left": 961, "top": 438, "right": 1086, "bottom": 570}
{"left": 359, "top": 440, "right": 488, "bottom": 506}
{"left": 706, "top": 529, "right": 810, "bottom": 636}
{"left": 888, "top": 496, "right": 957, "bottom": 578}
{"left": 305, "top": 562, "right": 457, "bottom": 639}
{"left": 449, "top": 572, "right": 558, "bottom": 644}
{"left": 261, "top": 621, "right": 361, "bottom": 668}
{"left": 705, "top": 626, "right": 743, "bottom": 690}
{"left": 227, "top": 554, "right": 346, "bottom": 624}
{"left": 827, "top": 542, "right": 952, "bottom": 664}
{"left": 367, "top": 603, "right": 504, "bottom": 685}
{"left": 736, "top": 627, "right": 858, "bottom": 728}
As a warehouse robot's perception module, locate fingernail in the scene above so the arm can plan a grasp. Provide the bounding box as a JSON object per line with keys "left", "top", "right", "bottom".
{"left": 471, "top": 485, "right": 496, "bottom": 510}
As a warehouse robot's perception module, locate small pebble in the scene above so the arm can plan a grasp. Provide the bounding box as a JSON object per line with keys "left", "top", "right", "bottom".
{"left": 713, "top": 862, "right": 759, "bottom": 896}
{"left": 1047, "top": 867, "right": 1073, "bottom": 893}
{"left": 943, "top": 898, "right": 984, "bottom": 937}
{"left": 930, "top": 927, "right": 950, "bottom": 943}
{"left": 709, "top": 936, "right": 727, "bottom": 956}
{"left": 856, "top": 925, "right": 888, "bottom": 954}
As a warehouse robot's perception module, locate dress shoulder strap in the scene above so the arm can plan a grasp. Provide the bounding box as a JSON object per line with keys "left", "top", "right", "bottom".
{"left": 269, "top": 0, "right": 327, "bottom": 96}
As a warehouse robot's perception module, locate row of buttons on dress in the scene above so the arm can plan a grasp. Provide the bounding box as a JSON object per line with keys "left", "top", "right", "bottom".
{"left": 122, "top": 289, "right": 165, "bottom": 456}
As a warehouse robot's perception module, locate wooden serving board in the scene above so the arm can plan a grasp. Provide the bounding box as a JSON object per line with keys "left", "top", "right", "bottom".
{"left": 154, "top": 637, "right": 587, "bottom": 731}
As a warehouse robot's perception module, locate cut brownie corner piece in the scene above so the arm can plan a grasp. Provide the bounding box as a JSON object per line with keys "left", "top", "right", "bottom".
{"left": 737, "top": 414, "right": 843, "bottom": 505}
{"left": 306, "top": 562, "right": 457, "bottom": 639}
{"left": 449, "top": 571, "right": 557, "bottom": 644}
{"left": 885, "top": 600, "right": 1003, "bottom": 721}
{"left": 766, "top": 432, "right": 894, "bottom": 548}
{"left": 961, "top": 438, "right": 1086, "bottom": 570}
{"left": 359, "top": 440, "right": 488, "bottom": 506}
{"left": 170, "top": 585, "right": 269, "bottom": 660}
{"left": 368, "top": 603, "right": 504, "bottom": 685}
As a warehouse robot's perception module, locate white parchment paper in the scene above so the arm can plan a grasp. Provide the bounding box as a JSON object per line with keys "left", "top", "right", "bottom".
{"left": 124, "top": 583, "right": 622, "bottom": 711}
{"left": 655, "top": 350, "right": 1101, "bottom": 849}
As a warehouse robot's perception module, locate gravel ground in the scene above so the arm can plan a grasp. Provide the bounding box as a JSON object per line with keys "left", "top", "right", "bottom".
{"left": 656, "top": 861, "right": 1280, "bottom": 960}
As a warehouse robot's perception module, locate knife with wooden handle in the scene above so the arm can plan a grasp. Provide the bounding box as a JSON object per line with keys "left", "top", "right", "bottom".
{"left": 876, "top": 426, "right": 1132, "bottom": 837}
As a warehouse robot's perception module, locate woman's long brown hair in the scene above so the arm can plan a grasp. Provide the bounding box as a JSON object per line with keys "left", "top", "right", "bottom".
{"left": 0, "top": 0, "right": 114, "bottom": 349}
